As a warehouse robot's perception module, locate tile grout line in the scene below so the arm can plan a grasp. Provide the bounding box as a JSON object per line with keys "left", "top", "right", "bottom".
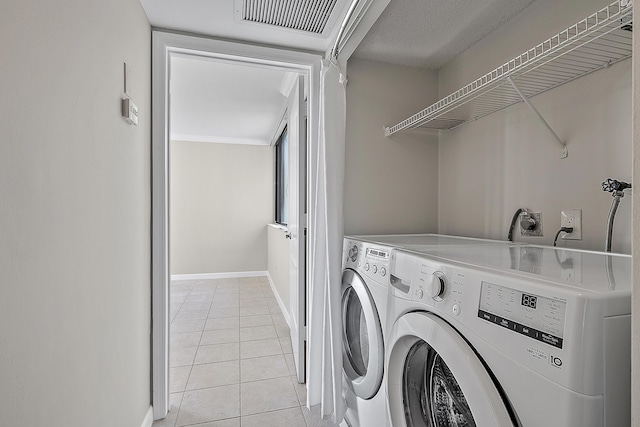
{"left": 176, "top": 279, "right": 197, "bottom": 427}
{"left": 173, "top": 279, "right": 205, "bottom": 427}
{"left": 238, "top": 285, "right": 243, "bottom": 422}
{"left": 239, "top": 358, "right": 243, "bottom": 425}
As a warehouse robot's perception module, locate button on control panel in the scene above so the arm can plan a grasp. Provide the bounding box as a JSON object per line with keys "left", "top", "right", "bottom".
{"left": 356, "top": 244, "right": 390, "bottom": 282}
{"left": 452, "top": 304, "right": 461, "bottom": 316}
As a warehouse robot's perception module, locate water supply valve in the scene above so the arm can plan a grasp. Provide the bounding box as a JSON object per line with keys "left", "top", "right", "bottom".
{"left": 602, "top": 178, "right": 631, "bottom": 195}
{"left": 520, "top": 216, "right": 537, "bottom": 231}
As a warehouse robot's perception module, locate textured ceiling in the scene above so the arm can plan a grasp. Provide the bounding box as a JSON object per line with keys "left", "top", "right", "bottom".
{"left": 353, "top": 0, "right": 535, "bottom": 69}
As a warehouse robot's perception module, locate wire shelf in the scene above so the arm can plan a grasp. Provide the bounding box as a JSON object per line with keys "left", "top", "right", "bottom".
{"left": 384, "top": 0, "right": 633, "bottom": 136}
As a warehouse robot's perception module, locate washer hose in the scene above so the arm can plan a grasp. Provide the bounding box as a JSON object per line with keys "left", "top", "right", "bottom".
{"left": 605, "top": 195, "right": 622, "bottom": 252}
{"left": 508, "top": 208, "right": 526, "bottom": 242}
{"left": 601, "top": 178, "right": 631, "bottom": 253}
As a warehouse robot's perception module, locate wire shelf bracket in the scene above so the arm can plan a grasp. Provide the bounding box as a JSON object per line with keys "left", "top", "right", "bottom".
{"left": 383, "top": 0, "right": 633, "bottom": 160}
{"left": 507, "top": 76, "right": 568, "bottom": 158}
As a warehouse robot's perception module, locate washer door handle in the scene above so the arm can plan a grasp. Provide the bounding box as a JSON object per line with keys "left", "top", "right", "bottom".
{"left": 390, "top": 274, "right": 410, "bottom": 293}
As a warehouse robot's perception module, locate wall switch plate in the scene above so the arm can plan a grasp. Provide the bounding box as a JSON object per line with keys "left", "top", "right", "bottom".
{"left": 521, "top": 212, "right": 543, "bottom": 237}
{"left": 561, "top": 209, "right": 582, "bottom": 240}
{"left": 122, "top": 98, "right": 139, "bottom": 126}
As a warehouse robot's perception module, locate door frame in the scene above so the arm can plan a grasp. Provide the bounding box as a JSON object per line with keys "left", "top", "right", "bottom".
{"left": 151, "top": 30, "right": 321, "bottom": 420}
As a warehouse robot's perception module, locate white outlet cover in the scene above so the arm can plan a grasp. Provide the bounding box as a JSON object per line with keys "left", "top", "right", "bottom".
{"left": 561, "top": 209, "right": 582, "bottom": 240}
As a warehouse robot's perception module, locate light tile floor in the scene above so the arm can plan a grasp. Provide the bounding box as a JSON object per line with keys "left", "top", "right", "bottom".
{"left": 152, "top": 276, "right": 326, "bottom": 427}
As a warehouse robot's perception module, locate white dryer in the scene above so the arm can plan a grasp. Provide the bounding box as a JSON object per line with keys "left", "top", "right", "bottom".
{"left": 341, "top": 237, "right": 392, "bottom": 427}
{"left": 386, "top": 245, "right": 631, "bottom": 427}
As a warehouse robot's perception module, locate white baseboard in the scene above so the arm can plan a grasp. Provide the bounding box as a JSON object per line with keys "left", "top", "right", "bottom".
{"left": 266, "top": 272, "right": 291, "bottom": 328}
{"left": 171, "top": 271, "right": 268, "bottom": 281}
{"left": 141, "top": 406, "right": 154, "bottom": 427}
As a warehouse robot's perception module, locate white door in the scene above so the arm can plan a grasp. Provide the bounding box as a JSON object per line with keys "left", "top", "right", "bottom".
{"left": 287, "top": 74, "right": 306, "bottom": 383}
{"left": 387, "top": 312, "right": 516, "bottom": 427}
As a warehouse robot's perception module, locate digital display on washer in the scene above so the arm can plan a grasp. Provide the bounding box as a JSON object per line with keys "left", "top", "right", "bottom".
{"left": 367, "top": 248, "right": 388, "bottom": 259}
{"left": 521, "top": 293, "right": 537, "bottom": 309}
{"left": 477, "top": 282, "right": 566, "bottom": 349}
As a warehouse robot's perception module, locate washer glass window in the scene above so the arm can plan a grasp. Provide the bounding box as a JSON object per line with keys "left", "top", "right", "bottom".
{"left": 403, "top": 340, "right": 476, "bottom": 427}
{"left": 343, "top": 286, "right": 370, "bottom": 376}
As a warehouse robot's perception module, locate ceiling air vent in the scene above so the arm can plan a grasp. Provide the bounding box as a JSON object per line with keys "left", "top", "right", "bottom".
{"left": 240, "top": 0, "right": 339, "bottom": 34}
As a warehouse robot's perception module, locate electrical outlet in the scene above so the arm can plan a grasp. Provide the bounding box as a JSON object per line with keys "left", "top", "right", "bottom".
{"left": 521, "top": 212, "right": 543, "bottom": 237}
{"left": 561, "top": 209, "right": 582, "bottom": 240}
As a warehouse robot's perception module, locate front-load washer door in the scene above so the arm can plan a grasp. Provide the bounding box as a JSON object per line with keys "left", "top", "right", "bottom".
{"left": 341, "top": 268, "right": 384, "bottom": 400}
{"left": 387, "top": 312, "right": 516, "bottom": 427}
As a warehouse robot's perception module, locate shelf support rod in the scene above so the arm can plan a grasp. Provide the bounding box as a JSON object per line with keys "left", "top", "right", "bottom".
{"left": 507, "top": 77, "right": 568, "bottom": 159}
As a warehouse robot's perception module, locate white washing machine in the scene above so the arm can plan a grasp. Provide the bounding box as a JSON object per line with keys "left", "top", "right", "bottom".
{"left": 386, "top": 245, "right": 631, "bottom": 426}
{"left": 340, "top": 234, "right": 518, "bottom": 427}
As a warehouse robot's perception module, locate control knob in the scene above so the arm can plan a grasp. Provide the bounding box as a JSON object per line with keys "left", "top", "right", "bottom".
{"left": 380, "top": 267, "right": 387, "bottom": 277}
{"left": 348, "top": 245, "right": 359, "bottom": 262}
{"left": 364, "top": 263, "right": 370, "bottom": 271}
{"left": 431, "top": 271, "right": 447, "bottom": 301}
{"left": 372, "top": 265, "right": 378, "bottom": 274}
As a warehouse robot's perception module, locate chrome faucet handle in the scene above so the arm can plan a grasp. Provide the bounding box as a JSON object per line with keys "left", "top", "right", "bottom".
{"left": 602, "top": 178, "right": 631, "bottom": 193}
{"left": 602, "top": 178, "right": 615, "bottom": 192}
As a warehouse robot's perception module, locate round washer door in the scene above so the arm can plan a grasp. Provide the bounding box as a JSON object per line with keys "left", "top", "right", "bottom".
{"left": 341, "top": 268, "right": 384, "bottom": 399}
{"left": 387, "top": 312, "right": 515, "bottom": 427}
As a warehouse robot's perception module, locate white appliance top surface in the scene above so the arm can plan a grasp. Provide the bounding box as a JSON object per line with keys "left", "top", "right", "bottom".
{"left": 347, "top": 233, "right": 517, "bottom": 247}
{"left": 401, "top": 245, "right": 631, "bottom": 294}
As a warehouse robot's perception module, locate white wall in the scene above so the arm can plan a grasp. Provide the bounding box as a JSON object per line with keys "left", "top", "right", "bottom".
{"left": 267, "top": 225, "right": 291, "bottom": 319}
{"left": 631, "top": 4, "right": 639, "bottom": 424}
{"left": 437, "top": 0, "right": 632, "bottom": 253}
{"left": 0, "top": 1, "right": 151, "bottom": 426}
{"left": 344, "top": 58, "right": 440, "bottom": 235}
{"left": 170, "top": 140, "right": 274, "bottom": 274}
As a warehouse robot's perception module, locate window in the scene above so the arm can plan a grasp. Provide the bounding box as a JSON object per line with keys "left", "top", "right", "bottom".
{"left": 275, "top": 126, "right": 288, "bottom": 225}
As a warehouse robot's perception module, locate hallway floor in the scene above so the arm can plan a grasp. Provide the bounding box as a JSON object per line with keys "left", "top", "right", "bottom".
{"left": 152, "top": 276, "right": 324, "bottom": 427}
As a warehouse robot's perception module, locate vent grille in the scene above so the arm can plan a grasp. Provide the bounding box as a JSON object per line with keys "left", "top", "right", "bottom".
{"left": 242, "top": 0, "right": 339, "bottom": 34}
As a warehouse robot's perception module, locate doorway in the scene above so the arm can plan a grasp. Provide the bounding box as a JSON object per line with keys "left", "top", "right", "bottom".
{"left": 151, "top": 31, "right": 321, "bottom": 420}
{"left": 168, "top": 54, "right": 296, "bottom": 280}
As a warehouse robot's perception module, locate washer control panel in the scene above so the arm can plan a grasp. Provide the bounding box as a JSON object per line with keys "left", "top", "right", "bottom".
{"left": 362, "top": 246, "right": 389, "bottom": 280}
{"left": 343, "top": 239, "right": 390, "bottom": 282}
{"left": 478, "top": 282, "right": 567, "bottom": 349}
{"left": 390, "top": 250, "right": 470, "bottom": 315}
